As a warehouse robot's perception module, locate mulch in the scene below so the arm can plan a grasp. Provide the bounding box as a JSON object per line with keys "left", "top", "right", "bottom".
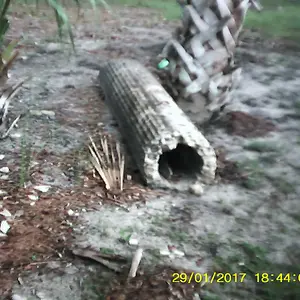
{"left": 219, "top": 111, "right": 277, "bottom": 138}
{"left": 214, "top": 110, "right": 277, "bottom": 184}
{"left": 105, "top": 266, "right": 204, "bottom": 300}
{"left": 0, "top": 166, "right": 152, "bottom": 298}
{"left": 215, "top": 148, "right": 244, "bottom": 183}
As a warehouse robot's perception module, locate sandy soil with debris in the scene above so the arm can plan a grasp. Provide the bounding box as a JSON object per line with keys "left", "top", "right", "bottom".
{"left": 1, "top": 4, "right": 300, "bottom": 300}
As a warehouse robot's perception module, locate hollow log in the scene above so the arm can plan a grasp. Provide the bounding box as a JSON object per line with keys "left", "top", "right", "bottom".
{"left": 98, "top": 59, "right": 216, "bottom": 194}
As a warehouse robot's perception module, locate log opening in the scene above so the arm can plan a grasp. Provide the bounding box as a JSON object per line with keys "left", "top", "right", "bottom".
{"left": 158, "top": 143, "right": 204, "bottom": 180}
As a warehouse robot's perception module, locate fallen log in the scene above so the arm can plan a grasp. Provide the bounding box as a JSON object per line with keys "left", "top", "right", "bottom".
{"left": 98, "top": 59, "right": 216, "bottom": 194}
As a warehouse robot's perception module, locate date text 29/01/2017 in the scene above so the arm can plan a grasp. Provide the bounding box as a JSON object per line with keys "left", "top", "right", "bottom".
{"left": 172, "top": 272, "right": 300, "bottom": 284}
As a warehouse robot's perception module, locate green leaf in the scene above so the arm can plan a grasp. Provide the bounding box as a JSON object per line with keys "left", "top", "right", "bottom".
{"left": 46, "top": 0, "right": 77, "bottom": 51}
{"left": 53, "top": 8, "right": 64, "bottom": 39}
{"left": 0, "top": 0, "right": 11, "bottom": 46}
{"left": 72, "top": 0, "right": 81, "bottom": 16}
{"left": 2, "top": 39, "right": 18, "bottom": 62}
{"left": 46, "top": 0, "right": 69, "bottom": 24}
{"left": 67, "top": 23, "right": 75, "bottom": 52}
{"left": 0, "top": 18, "right": 9, "bottom": 45}
{"left": 89, "top": 0, "right": 97, "bottom": 10}
{"left": 0, "top": 0, "right": 11, "bottom": 20}
{"left": 96, "top": 0, "right": 110, "bottom": 11}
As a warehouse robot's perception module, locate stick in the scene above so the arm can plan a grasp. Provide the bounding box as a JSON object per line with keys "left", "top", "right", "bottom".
{"left": 128, "top": 248, "right": 143, "bottom": 279}
{"left": 72, "top": 248, "right": 123, "bottom": 273}
{"left": 88, "top": 144, "right": 111, "bottom": 189}
{"left": 0, "top": 114, "right": 21, "bottom": 139}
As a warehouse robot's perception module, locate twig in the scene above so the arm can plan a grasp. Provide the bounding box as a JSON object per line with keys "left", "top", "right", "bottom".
{"left": 128, "top": 248, "right": 143, "bottom": 279}
{"left": 89, "top": 144, "right": 111, "bottom": 190}
{"left": 88, "top": 134, "right": 125, "bottom": 192}
{"left": 26, "top": 259, "right": 65, "bottom": 266}
{"left": 117, "top": 142, "right": 125, "bottom": 191}
{"left": 0, "top": 114, "right": 21, "bottom": 139}
{"left": 72, "top": 248, "right": 126, "bottom": 273}
{"left": 101, "top": 136, "right": 113, "bottom": 184}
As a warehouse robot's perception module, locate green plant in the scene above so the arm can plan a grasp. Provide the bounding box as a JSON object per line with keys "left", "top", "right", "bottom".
{"left": 269, "top": 177, "right": 296, "bottom": 195}
{"left": 119, "top": 227, "right": 133, "bottom": 242}
{"left": 99, "top": 247, "right": 115, "bottom": 255}
{"left": 168, "top": 229, "right": 189, "bottom": 243}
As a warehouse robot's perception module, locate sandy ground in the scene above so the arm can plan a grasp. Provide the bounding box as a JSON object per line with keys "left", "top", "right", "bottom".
{"left": 1, "top": 4, "right": 300, "bottom": 300}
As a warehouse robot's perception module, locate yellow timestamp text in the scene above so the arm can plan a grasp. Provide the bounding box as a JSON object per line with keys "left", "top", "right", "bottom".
{"left": 172, "top": 272, "right": 247, "bottom": 284}
{"left": 255, "top": 273, "right": 300, "bottom": 283}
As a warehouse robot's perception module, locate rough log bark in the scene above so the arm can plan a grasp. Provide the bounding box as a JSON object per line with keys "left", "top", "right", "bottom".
{"left": 98, "top": 59, "right": 216, "bottom": 194}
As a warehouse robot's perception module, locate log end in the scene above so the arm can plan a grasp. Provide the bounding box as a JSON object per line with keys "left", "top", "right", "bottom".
{"left": 144, "top": 137, "right": 217, "bottom": 195}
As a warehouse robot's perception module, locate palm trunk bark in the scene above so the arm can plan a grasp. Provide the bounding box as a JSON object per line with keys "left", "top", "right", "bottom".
{"left": 98, "top": 59, "right": 216, "bottom": 194}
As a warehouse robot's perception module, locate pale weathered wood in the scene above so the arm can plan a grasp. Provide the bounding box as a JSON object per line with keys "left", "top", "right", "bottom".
{"left": 98, "top": 59, "right": 216, "bottom": 194}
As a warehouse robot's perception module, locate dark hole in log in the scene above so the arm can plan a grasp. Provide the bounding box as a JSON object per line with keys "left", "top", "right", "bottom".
{"left": 158, "top": 143, "right": 203, "bottom": 180}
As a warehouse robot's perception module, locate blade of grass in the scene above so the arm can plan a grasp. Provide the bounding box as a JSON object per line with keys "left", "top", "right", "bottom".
{"left": 0, "top": 0, "right": 10, "bottom": 20}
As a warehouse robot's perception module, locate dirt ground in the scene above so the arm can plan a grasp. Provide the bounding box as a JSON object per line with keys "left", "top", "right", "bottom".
{"left": 1, "top": 4, "right": 300, "bottom": 300}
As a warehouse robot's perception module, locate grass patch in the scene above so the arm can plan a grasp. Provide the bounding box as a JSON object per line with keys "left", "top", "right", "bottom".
{"left": 269, "top": 177, "right": 296, "bottom": 195}
{"left": 238, "top": 159, "right": 266, "bottom": 189}
{"left": 260, "top": 153, "right": 280, "bottom": 164}
{"left": 151, "top": 214, "right": 169, "bottom": 226}
{"left": 13, "top": 0, "right": 180, "bottom": 20}
{"left": 245, "top": 0, "right": 300, "bottom": 41}
{"left": 293, "top": 100, "right": 300, "bottom": 115}
{"left": 81, "top": 269, "right": 116, "bottom": 300}
{"left": 99, "top": 247, "right": 115, "bottom": 255}
{"left": 14, "top": 0, "right": 300, "bottom": 41}
{"left": 287, "top": 212, "right": 300, "bottom": 224}
{"left": 110, "top": 0, "right": 300, "bottom": 40}
{"left": 213, "top": 241, "right": 300, "bottom": 300}
{"left": 244, "top": 141, "right": 279, "bottom": 153}
{"left": 168, "top": 229, "right": 189, "bottom": 243}
{"left": 119, "top": 226, "right": 134, "bottom": 242}
{"left": 109, "top": 0, "right": 180, "bottom": 20}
